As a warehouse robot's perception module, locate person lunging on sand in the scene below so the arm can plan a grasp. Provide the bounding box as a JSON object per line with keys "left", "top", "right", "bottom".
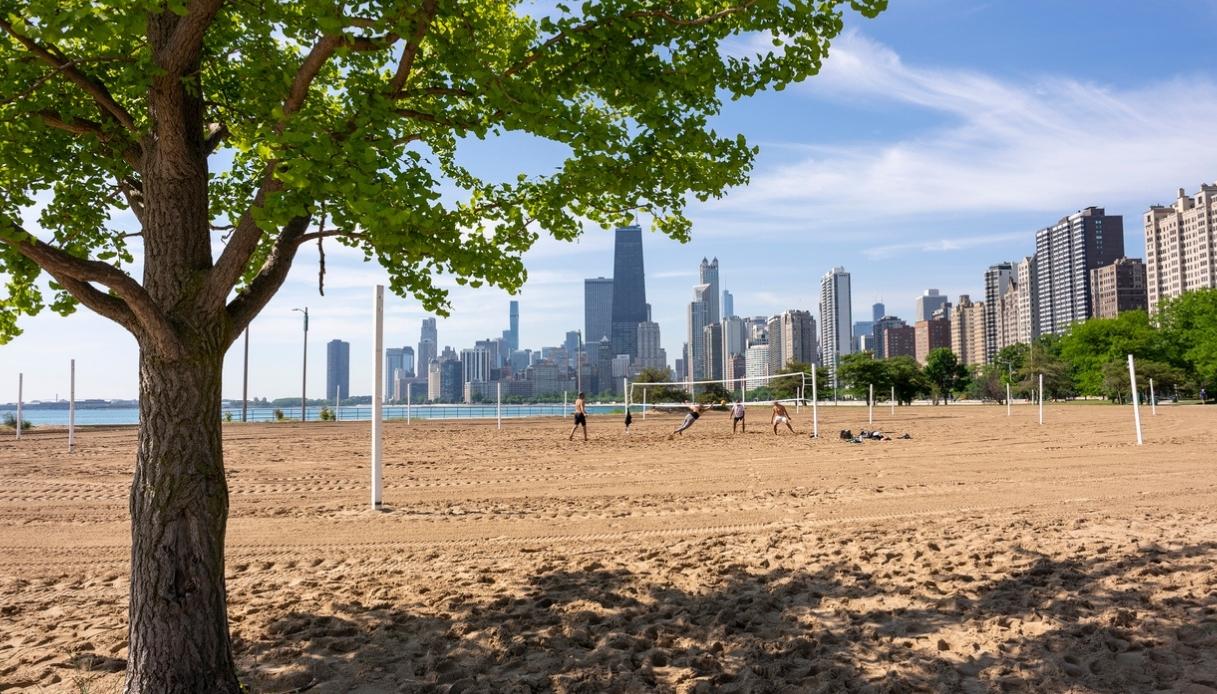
{"left": 730, "top": 400, "right": 746, "bottom": 433}
{"left": 772, "top": 401, "right": 795, "bottom": 435}
{"left": 624, "top": 407, "right": 633, "bottom": 435}
{"left": 670, "top": 403, "right": 706, "bottom": 438}
{"left": 569, "top": 392, "right": 588, "bottom": 441}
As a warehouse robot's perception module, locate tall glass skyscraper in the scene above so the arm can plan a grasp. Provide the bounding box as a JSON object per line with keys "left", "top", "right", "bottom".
{"left": 417, "top": 317, "right": 437, "bottom": 373}
{"left": 583, "top": 277, "right": 614, "bottom": 344}
{"left": 699, "top": 257, "right": 720, "bottom": 325}
{"left": 610, "top": 225, "right": 647, "bottom": 359}
{"left": 326, "top": 339, "right": 350, "bottom": 401}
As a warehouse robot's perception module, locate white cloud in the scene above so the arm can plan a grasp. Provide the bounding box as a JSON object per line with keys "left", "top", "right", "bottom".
{"left": 714, "top": 32, "right": 1217, "bottom": 222}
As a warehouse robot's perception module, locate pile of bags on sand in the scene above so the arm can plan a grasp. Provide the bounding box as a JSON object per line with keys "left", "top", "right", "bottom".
{"left": 836, "top": 429, "right": 913, "bottom": 444}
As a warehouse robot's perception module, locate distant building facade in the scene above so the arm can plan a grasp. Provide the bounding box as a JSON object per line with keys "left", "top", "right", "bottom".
{"left": 1035, "top": 206, "right": 1125, "bottom": 335}
{"left": 914, "top": 289, "right": 949, "bottom": 323}
{"left": 883, "top": 325, "right": 916, "bottom": 359}
{"left": 1144, "top": 181, "right": 1217, "bottom": 313}
{"left": 1091, "top": 258, "right": 1148, "bottom": 318}
{"left": 326, "top": 339, "right": 350, "bottom": 401}
{"left": 914, "top": 319, "right": 950, "bottom": 365}
{"left": 818, "top": 267, "right": 852, "bottom": 380}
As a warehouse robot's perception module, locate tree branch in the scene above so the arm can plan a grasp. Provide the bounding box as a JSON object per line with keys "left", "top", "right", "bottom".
{"left": 224, "top": 215, "right": 311, "bottom": 342}
{"left": 35, "top": 111, "right": 142, "bottom": 169}
{"left": 389, "top": 0, "right": 439, "bottom": 96}
{"left": 204, "top": 122, "right": 228, "bottom": 154}
{"left": 157, "top": 0, "right": 226, "bottom": 76}
{"left": 0, "top": 17, "right": 138, "bottom": 132}
{"left": 0, "top": 221, "right": 184, "bottom": 357}
{"left": 51, "top": 273, "right": 139, "bottom": 331}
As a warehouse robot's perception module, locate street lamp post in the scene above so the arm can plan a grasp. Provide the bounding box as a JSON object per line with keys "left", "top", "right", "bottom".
{"left": 293, "top": 307, "right": 309, "bottom": 421}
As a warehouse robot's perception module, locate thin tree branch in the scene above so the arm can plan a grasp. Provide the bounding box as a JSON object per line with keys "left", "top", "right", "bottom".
{"left": 224, "top": 215, "right": 311, "bottom": 342}
{"left": 389, "top": 0, "right": 439, "bottom": 96}
{"left": 204, "top": 122, "right": 229, "bottom": 154}
{"left": 50, "top": 273, "right": 139, "bottom": 332}
{"left": 35, "top": 111, "right": 142, "bottom": 169}
{"left": 0, "top": 17, "right": 138, "bottom": 132}
{"left": 158, "top": 0, "right": 226, "bottom": 75}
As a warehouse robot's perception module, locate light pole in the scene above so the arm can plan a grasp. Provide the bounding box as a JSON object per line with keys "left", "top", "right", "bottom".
{"left": 293, "top": 307, "right": 308, "bottom": 421}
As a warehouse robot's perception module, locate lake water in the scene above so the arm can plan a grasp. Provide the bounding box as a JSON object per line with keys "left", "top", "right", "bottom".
{"left": 1, "top": 404, "right": 627, "bottom": 427}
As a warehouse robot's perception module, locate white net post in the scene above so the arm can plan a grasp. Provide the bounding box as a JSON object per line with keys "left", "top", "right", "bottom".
{"left": 335, "top": 385, "right": 341, "bottom": 422}
{"left": 1149, "top": 378, "right": 1157, "bottom": 416}
{"left": 496, "top": 382, "right": 502, "bottom": 430}
{"left": 406, "top": 383, "right": 411, "bottom": 424}
{"left": 623, "top": 377, "right": 628, "bottom": 411}
{"left": 890, "top": 385, "right": 895, "bottom": 415}
{"left": 68, "top": 359, "right": 75, "bottom": 453}
{"left": 642, "top": 387, "right": 647, "bottom": 420}
{"left": 1038, "top": 373, "right": 1044, "bottom": 426}
{"left": 563, "top": 391, "right": 568, "bottom": 417}
{"left": 371, "top": 285, "right": 384, "bottom": 509}
{"left": 868, "top": 383, "right": 874, "bottom": 424}
{"left": 811, "top": 364, "right": 819, "bottom": 438}
{"left": 15, "top": 373, "right": 22, "bottom": 440}
{"left": 1006, "top": 381, "right": 1011, "bottom": 416}
{"left": 1129, "top": 355, "right": 1143, "bottom": 445}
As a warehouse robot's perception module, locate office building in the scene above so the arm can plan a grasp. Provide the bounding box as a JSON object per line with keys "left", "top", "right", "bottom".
{"left": 984, "top": 262, "right": 1015, "bottom": 363}
{"left": 703, "top": 322, "right": 724, "bottom": 381}
{"left": 766, "top": 314, "right": 784, "bottom": 375}
{"left": 851, "top": 320, "right": 874, "bottom": 353}
{"left": 686, "top": 283, "right": 711, "bottom": 381}
{"left": 722, "top": 290, "right": 734, "bottom": 319}
{"left": 584, "top": 277, "right": 614, "bottom": 344}
{"left": 385, "top": 347, "right": 406, "bottom": 399}
{"left": 872, "top": 315, "right": 906, "bottom": 359}
{"left": 1035, "top": 206, "right": 1125, "bottom": 335}
{"left": 914, "top": 289, "right": 949, "bottom": 323}
{"left": 610, "top": 226, "right": 648, "bottom": 359}
{"left": 503, "top": 300, "right": 520, "bottom": 352}
{"left": 1144, "top": 181, "right": 1217, "bottom": 313}
{"left": 745, "top": 344, "right": 770, "bottom": 390}
{"left": 417, "top": 317, "right": 437, "bottom": 372}
{"left": 819, "top": 267, "right": 852, "bottom": 379}
{"left": 460, "top": 348, "right": 491, "bottom": 384}
{"left": 872, "top": 302, "right": 886, "bottom": 322}
{"left": 782, "top": 310, "right": 818, "bottom": 366}
{"left": 1091, "top": 258, "right": 1148, "bottom": 318}
{"left": 699, "top": 257, "right": 720, "bottom": 325}
{"left": 563, "top": 331, "right": 581, "bottom": 368}
{"left": 883, "top": 325, "right": 916, "bottom": 359}
{"left": 325, "top": 339, "right": 350, "bottom": 401}
{"left": 439, "top": 359, "right": 462, "bottom": 403}
{"left": 593, "top": 337, "right": 614, "bottom": 394}
{"left": 636, "top": 320, "right": 667, "bottom": 371}
{"left": 914, "top": 319, "right": 950, "bottom": 365}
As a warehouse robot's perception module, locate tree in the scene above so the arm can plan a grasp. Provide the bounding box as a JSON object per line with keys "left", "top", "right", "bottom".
{"left": 1017, "top": 338, "right": 1072, "bottom": 400}
{"left": 1101, "top": 359, "right": 1187, "bottom": 404}
{"left": 922, "top": 348, "right": 969, "bottom": 404}
{"left": 1056, "top": 311, "right": 1165, "bottom": 396}
{"left": 769, "top": 360, "right": 827, "bottom": 400}
{"left": 0, "top": 2, "right": 886, "bottom": 690}
{"left": 694, "top": 382, "right": 733, "bottom": 404}
{"left": 967, "top": 363, "right": 1008, "bottom": 403}
{"left": 886, "top": 355, "right": 929, "bottom": 405}
{"left": 634, "top": 367, "right": 689, "bottom": 403}
{"left": 837, "top": 351, "right": 889, "bottom": 400}
{"left": 1159, "top": 289, "right": 1217, "bottom": 388}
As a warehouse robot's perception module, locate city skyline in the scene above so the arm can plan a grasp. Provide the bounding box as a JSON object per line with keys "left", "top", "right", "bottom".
{"left": 7, "top": 1, "right": 1217, "bottom": 400}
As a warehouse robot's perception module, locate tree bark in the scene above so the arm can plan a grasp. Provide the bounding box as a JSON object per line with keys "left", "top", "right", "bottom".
{"left": 125, "top": 345, "right": 240, "bottom": 693}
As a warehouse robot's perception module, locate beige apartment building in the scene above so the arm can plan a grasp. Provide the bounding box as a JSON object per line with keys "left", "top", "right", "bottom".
{"left": 1144, "top": 181, "right": 1217, "bottom": 312}
{"left": 949, "top": 296, "right": 987, "bottom": 366}
{"left": 1090, "top": 258, "right": 1147, "bottom": 319}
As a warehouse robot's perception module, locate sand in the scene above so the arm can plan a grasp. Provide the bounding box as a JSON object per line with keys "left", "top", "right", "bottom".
{"left": 1, "top": 403, "right": 1216, "bottom": 693}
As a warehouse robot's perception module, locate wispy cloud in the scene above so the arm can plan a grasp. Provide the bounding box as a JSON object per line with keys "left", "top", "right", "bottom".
{"left": 861, "top": 231, "right": 1029, "bottom": 260}
{"left": 713, "top": 32, "right": 1217, "bottom": 222}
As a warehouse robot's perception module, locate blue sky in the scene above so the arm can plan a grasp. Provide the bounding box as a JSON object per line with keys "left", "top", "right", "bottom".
{"left": 5, "top": 0, "right": 1217, "bottom": 401}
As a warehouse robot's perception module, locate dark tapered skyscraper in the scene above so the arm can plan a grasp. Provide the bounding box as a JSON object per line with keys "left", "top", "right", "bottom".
{"left": 326, "top": 339, "right": 350, "bottom": 401}
{"left": 610, "top": 225, "right": 647, "bottom": 359}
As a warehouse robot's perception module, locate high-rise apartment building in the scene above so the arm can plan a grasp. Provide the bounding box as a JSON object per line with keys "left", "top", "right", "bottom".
{"left": 883, "top": 325, "right": 916, "bottom": 359}
{"left": 1035, "top": 207, "right": 1125, "bottom": 335}
{"left": 703, "top": 322, "right": 724, "bottom": 382}
{"left": 914, "top": 319, "right": 950, "bottom": 365}
{"left": 1015, "top": 256, "right": 1039, "bottom": 345}
{"left": 584, "top": 277, "right": 614, "bottom": 344}
{"left": 781, "top": 310, "right": 818, "bottom": 366}
{"left": 722, "top": 290, "right": 734, "bottom": 319}
{"left": 699, "top": 257, "right": 720, "bottom": 326}
{"left": 766, "top": 314, "right": 784, "bottom": 375}
{"left": 326, "top": 339, "right": 350, "bottom": 401}
{"left": 721, "top": 315, "right": 747, "bottom": 385}
{"left": 610, "top": 226, "right": 648, "bottom": 359}
{"left": 745, "top": 343, "right": 770, "bottom": 390}
{"left": 1091, "top": 258, "right": 1148, "bottom": 318}
{"left": 914, "top": 289, "right": 949, "bottom": 323}
{"left": 983, "top": 262, "right": 1015, "bottom": 363}
{"left": 417, "top": 317, "right": 437, "bottom": 373}
{"left": 949, "top": 296, "right": 980, "bottom": 366}
{"left": 1144, "top": 182, "right": 1217, "bottom": 313}
{"left": 686, "top": 283, "right": 711, "bottom": 381}
{"left": 819, "top": 267, "right": 852, "bottom": 380}
{"left": 636, "top": 320, "right": 667, "bottom": 371}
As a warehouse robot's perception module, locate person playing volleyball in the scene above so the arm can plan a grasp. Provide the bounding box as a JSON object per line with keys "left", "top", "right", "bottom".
{"left": 670, "top": 402, "right": 706, "bottom": 437}
{"left": 772, "top": 401, "right": 794, "bottom": 434}
{"left": 730, "top": 400, "right": 746, "bottom": 433}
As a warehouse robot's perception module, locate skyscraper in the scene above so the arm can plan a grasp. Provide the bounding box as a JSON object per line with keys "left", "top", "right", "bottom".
{"left": 699, "top": 257, "right": 720, "bottom": 325}
{"left": 781, "top": 310, "right": 817, "bottom": 366}
{"left": 703, "top": 322, "right": 723, "bottom": 381}
{"left": 722, "top": 290, "right": 734, "bottom": 319}
{"left": 636, "top": 321, "right": 667, "bottom": 371}
{"left": 686, "top": 283, "right": 711, "bottom": 380}
{"left": 872, "top": 302, "right": 885, "bottom": 323}
{"left": 610, "top": 225, "right": 648, "bottom": 359}
{"left": 1091, "top": 258, "right": 1148, "bottom": 318}
{"left": 914, "top": 289, "right": 949, "bottom": 323}
{"left": 1035, "top": 206, "right": 1125, "bottom": 335}
{"left": 503, "top": 300, "right": 520, "bottom": 352}
{"left": 872, "top": 315, "right": 906, "bottom": 360}
{"left": 721, "top": 315, "right": 747, "bottom": 384}
{"left": 325, "top": 339, "right": 350, "bottom": 401}
{"left": 417, "top": 318, "right": 437, "bottom": 374}
{"left": 819, "top": 267, "right": 853, "bottom": 380}
{"left": 949, "top": 296, "right": 981, "bottom": 366}
{"left": 460, "top": 348, "right": 491, "bottom": 384}
{"left": 766, "top": 314, "right": 784, "bottom": 375}
{"left": 984, "top": 262, "right": 1015, "bottom": 363}
{"left": 385, "top": 347, "right": 405, "bottom": 399}
{"left": 563, "top": 330, "right": 581, "bottom": 369}
{"left": 584, "top": 277, "right": 614, "bottom": 344}
{"left": 1144, "top": 181, "right": 1217, "bottom": 313}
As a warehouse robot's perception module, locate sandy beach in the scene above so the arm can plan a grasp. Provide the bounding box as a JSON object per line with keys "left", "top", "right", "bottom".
{"left": 2, "top": 403, "right": 1216, "bottom": 692}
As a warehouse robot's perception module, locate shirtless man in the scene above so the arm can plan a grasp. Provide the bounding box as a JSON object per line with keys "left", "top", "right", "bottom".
{"left": 671, "top": 403, "right": 706, "bottom": 437}
{"left": 568, "top": 392, "right": 588, "bottom": 441}
{"left": 772, "top": 401, "right": 795, "bottom": 434}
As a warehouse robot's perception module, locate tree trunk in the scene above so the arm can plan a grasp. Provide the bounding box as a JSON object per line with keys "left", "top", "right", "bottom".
{"left": 125, "top": 344, "right": 240, "bottom": 693}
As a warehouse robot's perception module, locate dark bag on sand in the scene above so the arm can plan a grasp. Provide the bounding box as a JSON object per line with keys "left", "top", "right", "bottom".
{"left": 839, "top": 429, "right": 853, "bottom": 440}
